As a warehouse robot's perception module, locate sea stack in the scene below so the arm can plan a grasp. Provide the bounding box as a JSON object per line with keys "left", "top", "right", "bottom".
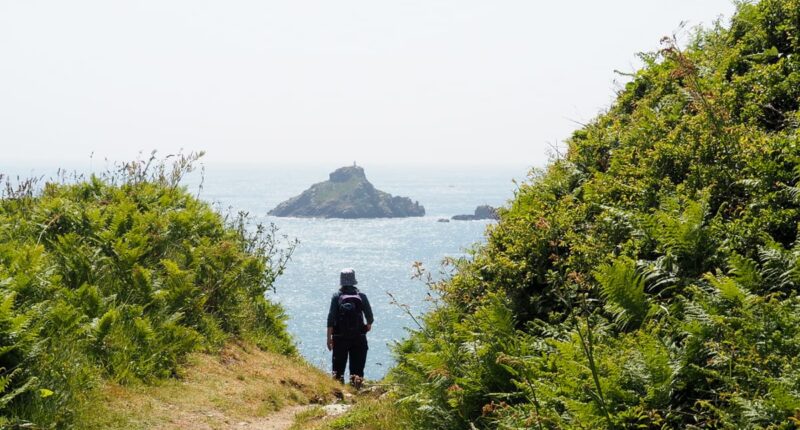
{"left": 268, "top": 165, "right": 425, "bottom": 219}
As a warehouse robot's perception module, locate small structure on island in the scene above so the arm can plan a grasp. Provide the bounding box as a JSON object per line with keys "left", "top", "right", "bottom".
{"left": 268, "top": 165, "right": 425, "bottom": 219}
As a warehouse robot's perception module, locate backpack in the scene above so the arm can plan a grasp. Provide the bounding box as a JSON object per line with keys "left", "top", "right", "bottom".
{"left": 336, "top": 292, "right": 364, "bottom": 338}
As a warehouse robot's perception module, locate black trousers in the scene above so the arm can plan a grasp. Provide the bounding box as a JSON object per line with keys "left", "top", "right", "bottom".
{"left": 331, "top": 334, "right": 368, "bottom": 382}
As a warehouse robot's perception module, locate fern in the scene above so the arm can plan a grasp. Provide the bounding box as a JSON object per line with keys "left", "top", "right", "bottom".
{"left": 595, "top": 256, "right": 651, "bottom": 330}
{"left": 644, "top": 196, "right": 715, "bottom": 279}
{"left": 703, "top": 272, "right": 753, "bottom": 305}
{"left": 0, "top": 369, "right": 34, "bottom": 409}
{"left": 727, "top": 253, "right": 762, "bottom": 292}
{"left": 0, "top": 291, "right": 34, "bottom": 419}
{"left": 758, "top": 240, "right": 800, "bottom": 294}
{"left": 390, "top": 2, "right": 800, "bottom": 428}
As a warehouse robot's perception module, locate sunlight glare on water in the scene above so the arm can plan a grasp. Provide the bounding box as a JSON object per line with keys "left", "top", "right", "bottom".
{"left": 199, "top": 164, "right": 527, "bottom": 378}
{"left": 3, "top": 161, "right": 528, "bottom": 379}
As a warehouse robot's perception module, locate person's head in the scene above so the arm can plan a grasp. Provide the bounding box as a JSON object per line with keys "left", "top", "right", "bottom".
{"left": 340, "top": 268, "right": 358, "bottom": 288}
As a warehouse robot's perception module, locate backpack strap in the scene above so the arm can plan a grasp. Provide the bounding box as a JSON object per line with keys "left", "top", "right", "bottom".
{"left": 338, "top": 294, "right": 363, "bottom": 303}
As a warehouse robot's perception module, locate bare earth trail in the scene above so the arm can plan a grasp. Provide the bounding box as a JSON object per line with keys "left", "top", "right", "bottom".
{"left": 241, "top": 403, "right": 353, "bottom": 430}
{"left": 151, "top": 404, "right": 317, "bottom": 430}
{"left": 236, "top": 404, "right": 315, "bottom": 430}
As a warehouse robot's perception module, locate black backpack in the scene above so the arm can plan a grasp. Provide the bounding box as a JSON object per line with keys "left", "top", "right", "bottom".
{"left": 336, "top": 291, "right": 364, "bottom": 338}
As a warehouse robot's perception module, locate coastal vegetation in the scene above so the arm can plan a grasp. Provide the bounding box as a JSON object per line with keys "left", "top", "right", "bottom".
{"left": 371, "top": 0, "right": 800, "bottom": 428}
{"left": 3, "top": 0, "right": 799, "bottom": 428}
{"left": 0, "top": 153, "right": 299, "bottom": 427}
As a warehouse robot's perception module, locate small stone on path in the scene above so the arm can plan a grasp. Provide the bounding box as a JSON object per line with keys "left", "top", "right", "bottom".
{"left": 322, "top": 403, "right": 352, "bottom": 417}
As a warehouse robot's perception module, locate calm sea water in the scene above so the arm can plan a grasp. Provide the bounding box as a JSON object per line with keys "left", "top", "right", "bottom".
{"left": 2, "top": 162, "right": 528, "bottom": 379}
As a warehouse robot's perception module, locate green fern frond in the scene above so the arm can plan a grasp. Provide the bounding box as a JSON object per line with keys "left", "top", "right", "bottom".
{"left": 595, "top": 256, "right": 650, "bottom": 330}
{"left": 703, "top": 271, "right": 753, "bottom": 305}
{"left": 642, "top": 196, "right": 713, "bottom": 279}
{"left": 642, "top": 255, "right": 679, "bottom": 298}
{"left": 735, "top": 178, "right": 762, "bottom": 189}
{"left": 0, "top": 371, "right": 35, "bottom": 409}
{"left": 681, "top": 296, "right": 712, "bottom": 326}
{"left": 758, "top": 242, "right": 797, "bottom": 293}
{"left": 783, "top": 184, "right": 800, "bottom": 203}
{"left": 727, "top": 253, "right": 761, "bottom": 291}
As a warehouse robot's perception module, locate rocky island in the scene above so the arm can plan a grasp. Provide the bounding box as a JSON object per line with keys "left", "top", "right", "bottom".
{"left": 452, "top": 205, "right": 499, "bottom": 221}
{"left": 268, "top": 165, "right": 425, "bottom": 218}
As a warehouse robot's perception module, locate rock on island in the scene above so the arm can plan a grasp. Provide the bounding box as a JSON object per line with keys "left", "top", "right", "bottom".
{"left": 268, "top": 165, "right": 425, "bottom": 218}
{"left": 452, "top": 205, "right": 499, "bottom": 221}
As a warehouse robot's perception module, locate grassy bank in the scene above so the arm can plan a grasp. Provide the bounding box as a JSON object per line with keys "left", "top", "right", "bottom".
{"left": 79, "top": 342, "right": 342, "bottom": 429}
{"left": 0, "top": 153, "right": 296, "bottom": 427}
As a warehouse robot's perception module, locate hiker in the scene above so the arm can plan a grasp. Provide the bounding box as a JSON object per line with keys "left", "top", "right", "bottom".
{"left": 327, "top": 268, "right": 373, "bottom": 387}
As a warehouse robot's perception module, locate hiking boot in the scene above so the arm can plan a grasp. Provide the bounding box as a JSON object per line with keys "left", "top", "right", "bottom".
{"left": 349, "top": 375, "right": 363, "bottom": 390}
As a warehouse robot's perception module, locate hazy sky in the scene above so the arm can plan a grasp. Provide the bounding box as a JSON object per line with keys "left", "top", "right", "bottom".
{"left": 0, "top": 1, "right": 735, "bottom": 167}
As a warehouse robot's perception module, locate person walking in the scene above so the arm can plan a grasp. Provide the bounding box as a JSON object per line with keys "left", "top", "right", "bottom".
{"left": 327, "top": 268, "right": 373, "bottom": 388}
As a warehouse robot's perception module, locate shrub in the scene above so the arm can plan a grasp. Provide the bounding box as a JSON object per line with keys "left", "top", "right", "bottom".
{"left": 390, "top": 1, "right": 800, "bottom": 428}
{"left": 0, "top": 152, "right": 295, "bottom": 427}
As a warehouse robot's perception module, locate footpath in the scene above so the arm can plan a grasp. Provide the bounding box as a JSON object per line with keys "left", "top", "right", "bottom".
{"left": 81, "top": 342, "right": 374, "bottom": 430}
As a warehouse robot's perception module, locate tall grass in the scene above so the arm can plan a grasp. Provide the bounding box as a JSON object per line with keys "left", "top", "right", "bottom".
{"left": 0, "top": 152, "right": 296, "bottom": 427}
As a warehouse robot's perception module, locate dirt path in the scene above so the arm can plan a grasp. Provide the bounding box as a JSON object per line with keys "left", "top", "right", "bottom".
{"left": 234, "top": 402, "right": 352, "bottom": 430}
{"left": 237, "top": 404, "right": 316, "bottom": 430}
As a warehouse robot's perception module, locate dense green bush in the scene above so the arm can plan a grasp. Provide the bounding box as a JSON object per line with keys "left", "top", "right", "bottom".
{"left": 0, "top": 153, "right": 295, "bottom": 427}
{"left": 391, "top": 0, "right": 800, "bottom": 428}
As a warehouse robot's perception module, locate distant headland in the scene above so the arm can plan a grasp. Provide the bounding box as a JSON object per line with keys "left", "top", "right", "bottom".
{"left": 268, "top": 164, "right": 425, "bottom": 219}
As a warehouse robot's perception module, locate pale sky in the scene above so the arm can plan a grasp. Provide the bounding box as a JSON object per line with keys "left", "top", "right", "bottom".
{"left": 0, "top": 1, "right": 735, "bottom": 167}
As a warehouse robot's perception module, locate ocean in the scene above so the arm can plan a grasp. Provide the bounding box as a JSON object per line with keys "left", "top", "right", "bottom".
{"left": 3, "top": 162, "right": 529, "bottom": 379}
